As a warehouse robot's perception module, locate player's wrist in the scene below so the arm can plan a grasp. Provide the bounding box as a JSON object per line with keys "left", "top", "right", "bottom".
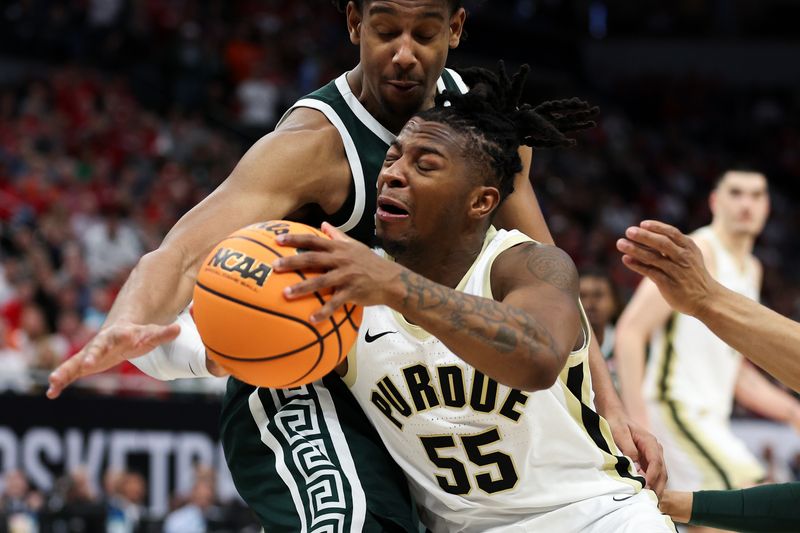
{"left": 658, "top": 490, "right": 692, "bottom": 524}
{"left": 382, "top": 264, "right": 412, "bottom": 308}
{"left": 690, "top": 279, "right": 723, "bottom": 319}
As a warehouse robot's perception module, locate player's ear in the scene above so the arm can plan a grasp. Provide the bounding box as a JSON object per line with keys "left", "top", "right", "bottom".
{"left": 449, "top": 8, "right": 466, "bottom": 48}
{"left": 347, "top": 2, "right": 363, "bottom": 45}
{"left": 469, "top": 186, "right": 500, "bottom": 221}
{"left": 708, "top": 190, "right": 717, "bottom": 216}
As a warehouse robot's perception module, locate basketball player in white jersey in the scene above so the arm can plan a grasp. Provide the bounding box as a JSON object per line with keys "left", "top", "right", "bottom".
{"left": 615, "top": 170, "right": 800, "bottom": 532}
{"left": 271, "top": 65, "right": 674, "bottom": 533}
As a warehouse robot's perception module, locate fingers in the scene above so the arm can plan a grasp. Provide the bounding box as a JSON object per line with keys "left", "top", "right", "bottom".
{"left": 284, "top": 271, "right": 339, "bottom": 299}
{"left": 641, "top": 448, "right": 667, "bottom": 497}
{"left": 276, "top": 233, "right": 332, "bottom": 251}
{"left": 273, "top": 250, "right": 338, "bottom": 273}
{"left": 47, "top": 356, "right": 83, "bottom": 399}
{"left": 283, "top": 277, "right": 349, "bottom": 324}
{"left": 640, "top": 220, "right": 688, "bottom": 245}
{"left": 321, "top": 222, "right": 351, "bottom": 242}
{"left": 623, "top": 226, "right": 684, "bottom": 262}
{"left": 47, "top": 323, "right": 182, "bottom": 399}
{"left": 619, "top": 254, "right": 670, "bottom": 285}
{"left": 53, "top": 328, "right": 122, "bottom": 394}
{"left": 612, "top": 426, "right": 639, "bottom": 463}
{"left": 630, "top": 423, "right": 668, "bottom": 496}
{"left": 616, "top": 237, "right": 668, "bottom": 269}
{"left": 309, "top": 303, "right": 335, "bottom": 324}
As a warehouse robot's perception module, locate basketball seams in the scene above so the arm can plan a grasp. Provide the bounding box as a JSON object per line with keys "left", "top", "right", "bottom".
{"left": 200, "top": 302, "right": 354, "bottom": 363}
{"left": 207, "top": 311, "right": 355, "bottom": 389}
{"left": 196, "top": 280, "right": 322, "bottom": 341}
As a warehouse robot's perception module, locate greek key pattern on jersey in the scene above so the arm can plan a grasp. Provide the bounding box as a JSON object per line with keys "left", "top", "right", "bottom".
{"left": 266, "top": 385, "right": 351, "bottom": 533}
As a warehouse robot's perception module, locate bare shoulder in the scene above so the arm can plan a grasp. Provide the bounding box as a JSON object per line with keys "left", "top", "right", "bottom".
{"left": 261, "top": 107, "right": 344, "bottom": 161}
{"left": 277, "top": 106, "right": 339, "bottom": 134}
{"left": 230, "top": 107, "right": 350, "bottom": 204}
{"left": 493, "top": 242, "right": 579, "bottom": 298}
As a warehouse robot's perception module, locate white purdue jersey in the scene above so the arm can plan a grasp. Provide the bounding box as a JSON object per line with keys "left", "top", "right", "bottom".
{"left": 344, "top": 228, "right": 644, "bottom": 533}
{"left": 643, "top": 226, "right": 760, "bottom": 418}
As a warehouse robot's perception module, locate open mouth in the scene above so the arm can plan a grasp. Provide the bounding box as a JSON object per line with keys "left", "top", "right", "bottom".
{"left": 377, "top": 197, "right": 410, "bottom": 219}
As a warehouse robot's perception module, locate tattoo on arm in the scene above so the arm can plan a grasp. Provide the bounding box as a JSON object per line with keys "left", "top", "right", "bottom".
{"left": 524, "top": 245, "right": 579, "bottom": 297}
{"left": 399, "top": 270, "right": 558, "bottom": 363}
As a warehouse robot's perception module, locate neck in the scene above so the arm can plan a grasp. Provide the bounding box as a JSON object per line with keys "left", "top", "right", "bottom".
{"left": 392, "top": 230, "right": 488, "bottom": 289}
{"left": 347, "top": 64, "right": 436, "bottom": 134}
{"left": 710, "top": 222, "right": 754, "bottom": 259}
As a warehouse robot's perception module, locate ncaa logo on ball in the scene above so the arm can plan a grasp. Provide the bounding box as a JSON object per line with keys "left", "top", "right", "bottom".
{"left": 204, "top": 247, "right": 272, "bottom": 288}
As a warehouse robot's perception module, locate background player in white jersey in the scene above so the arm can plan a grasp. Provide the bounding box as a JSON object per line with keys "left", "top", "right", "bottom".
{"left": 580, "top": 267, "right": 621, "bottom": 386}
{"left": 615, "top": 170, "right": 800, "bottom": 531}
{"left": 272, "top": 65, "right": 674, "bottom": 533}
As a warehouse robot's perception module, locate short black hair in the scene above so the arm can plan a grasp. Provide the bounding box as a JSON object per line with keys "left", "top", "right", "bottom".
{"left": 713, "top": 166, "right": 767, "bottom": 189}
{"left": 332, "top": 0, "right": 464, "bottom": 14}
{"left": 415, "top": 62, "right": 598, "bottom": 205}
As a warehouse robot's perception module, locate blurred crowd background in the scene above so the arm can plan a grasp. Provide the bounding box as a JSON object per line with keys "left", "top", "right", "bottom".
{"left": 1, "top": 0, "right": 799, "bottom": 530}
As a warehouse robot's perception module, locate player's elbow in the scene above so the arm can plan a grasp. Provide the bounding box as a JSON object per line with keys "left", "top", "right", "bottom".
{"left": 515, "top": 351, "right": 564, "bottom": 392}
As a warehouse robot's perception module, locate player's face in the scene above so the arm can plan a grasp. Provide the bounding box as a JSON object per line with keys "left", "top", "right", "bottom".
{"left": 375, "top": 119, "right": 487, "bottom": 252}
{"left": 348, "top": 1, "right": 465, "bottom": 121}
{"left": 579, "top": 276, "right": 616, "bottom": 333}
{"left": 711, "top": 172, "right": 770, "bottom": 237}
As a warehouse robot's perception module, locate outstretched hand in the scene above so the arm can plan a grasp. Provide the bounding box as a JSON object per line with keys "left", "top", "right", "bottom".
{"left": 272, "top": 222, "right": 403, "bottom": 323}
{"left": 47, "top": 321, "right": 180, "bottom": 399}
{"left": 616, "top": 220, "right": 716, "bottom": 317}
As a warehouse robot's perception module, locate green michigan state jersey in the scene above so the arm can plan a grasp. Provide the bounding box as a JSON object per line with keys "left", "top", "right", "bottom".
{"left": 221, "top": 68, "right": 468, "bottom": 532}
{"left": 277, "top": 68, "right": 468, "bottom": 244}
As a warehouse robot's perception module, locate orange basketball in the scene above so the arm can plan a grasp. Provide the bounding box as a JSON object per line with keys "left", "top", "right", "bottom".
{"left": 192, "top": 220, "right": 362, "bottom": 388}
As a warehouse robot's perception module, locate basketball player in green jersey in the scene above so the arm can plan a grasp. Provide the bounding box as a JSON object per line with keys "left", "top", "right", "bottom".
{"left": 45, "top": 0, "right": 665, "bottom": 529}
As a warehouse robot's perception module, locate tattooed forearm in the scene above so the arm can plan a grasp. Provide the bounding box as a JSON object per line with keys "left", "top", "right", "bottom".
{"left": 524, "top": 244, "right": 579, "bottom": 297}
{"left": 399, "top": 270, "right": 558, "bottom": 365}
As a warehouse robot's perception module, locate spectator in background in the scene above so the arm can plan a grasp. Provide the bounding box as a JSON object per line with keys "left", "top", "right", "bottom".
{"left": 579, "top": 267, "right": 621, "bottom": 358}
{"left": 579, "top": 267, "right": 621, "bottom": 388}
{"left": 0, "top": 316, "right": 29, "bottom": 392}
{"left": 83, "top": 286, "right": 112, "bottom": 332}
{"left": 103, "top": 469, "right": 139, "bottom": 533}
{"left": 116, "top": 471, "right": 146, "bottom": 532}
{"left": 57, "top": 309, "right": 94, "bottom": 357}
{"left": 0, "top": 276, "right": 36, "bottom": 332}
{"left": 12, "top": 303, "right": 68, "bottom": 376}
{"left": 1, "top": 470, "right": 43, "bottom": 532}
{"left": 81, "top": 203, "right": 143, "bottom": 284}
{"left": 45, "top": 468, "right": 105, "bottom": 533}
{"left": 163, "top": 468, "right": 218, "bottom": 533}
{"left": 236, "top": 60, "right": 282, "bottom": 130}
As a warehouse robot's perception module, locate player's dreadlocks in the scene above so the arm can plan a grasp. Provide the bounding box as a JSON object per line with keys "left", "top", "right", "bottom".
{"left": 416, "top": 62, "right": 598, "bottom": 203}
{"left": 332, "top": 0, "right": 463, "bottom": 14}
